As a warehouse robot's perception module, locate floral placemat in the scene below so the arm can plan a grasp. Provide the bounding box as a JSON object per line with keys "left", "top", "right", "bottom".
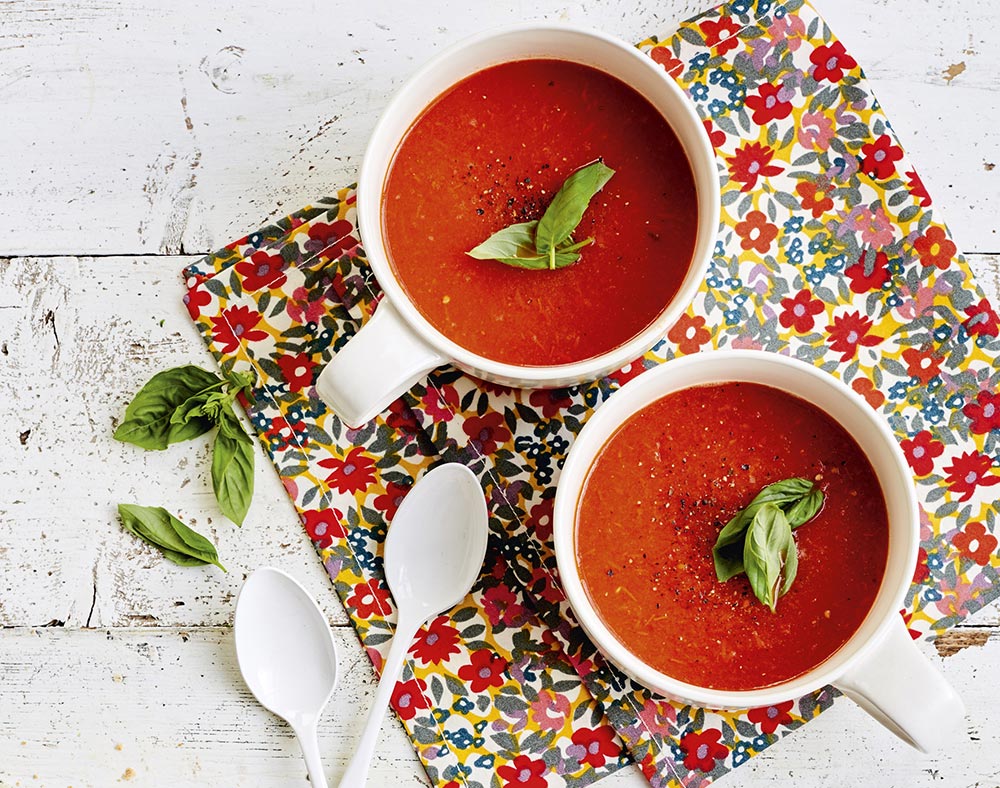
{"left": 182, "top": 0, "right": 1000, "bottom": 785}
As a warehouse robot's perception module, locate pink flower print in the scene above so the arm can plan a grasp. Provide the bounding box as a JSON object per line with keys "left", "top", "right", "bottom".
{"left": 797, "top": 111, "right": 836, "bottom": 152}
{"left": 528, "top": 690, "right": 570, "bottom": 732}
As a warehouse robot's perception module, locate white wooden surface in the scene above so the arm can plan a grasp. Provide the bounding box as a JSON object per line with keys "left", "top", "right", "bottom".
{"left": 0, "top": 1, "right": 997, "bottom": 786}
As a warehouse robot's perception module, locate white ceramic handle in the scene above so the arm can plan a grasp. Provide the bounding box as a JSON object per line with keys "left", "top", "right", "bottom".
{"left": 292, "top": 721, "right": 329, "bottom": 788}
{"left": 336, "top": 614, "right": 422, "bottom": 787}
{"left": 316, "top": 299, "right": 444, "bottom": 428}
{"left": 834, "top": 617, "right": 965, "bottom": 752}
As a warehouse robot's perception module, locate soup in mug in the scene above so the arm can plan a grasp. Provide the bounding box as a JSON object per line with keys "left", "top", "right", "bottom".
{"left": 382, "top": 58, "right": 698, "bottom": 367}
{"left": 575, "top": 382, "right": 890, "bottom": 691}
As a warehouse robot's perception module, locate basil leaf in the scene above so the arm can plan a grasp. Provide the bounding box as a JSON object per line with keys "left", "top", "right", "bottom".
{"left": 535, "top": 160, "right": 615, "bottom": 262}
{"left": 780, "top": 536, "right": 799, "bottom": 598}
{"left": 785, "top": 486, "right": 824, "bottom": 527}
{"left": 114, "top": 366, "right": 225, "bottom": 450}
{"left": 713, "top": 478, "right": 823, "bottom": 581}
{"left": 493, "top": 251, "right": 583, "bottom": 270}
{"left": 466, "top": 221, "right": 539, "bottom": 261}
{"left": 743, "top": 503, "right": 793, "bottom": 612}
{"left": 211, "top": 405, "right": 255, "bottom": 526}
{"left": 226, "top": 369, "right": 255, "bottom": 395}
{"left": 117, "top": 503, "right": 226, "bottom": 571}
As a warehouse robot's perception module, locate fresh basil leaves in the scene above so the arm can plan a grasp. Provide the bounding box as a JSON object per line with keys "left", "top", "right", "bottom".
{"left": 114, "top": 365, "right": 258, "bottom": 569}
{"left": 712, "top": 478, "right": 824, "bottom": 611}
{"left": 467, "top": 160, "right": 615, "bottom": 270}
{"left": 118, "top": 504, "right": 226, "bottom": 571}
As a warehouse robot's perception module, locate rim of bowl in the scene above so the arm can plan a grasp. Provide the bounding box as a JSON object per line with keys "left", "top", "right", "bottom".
{"left": 552, "top": 349, "right": 919, "bottom": 708}
{"left": 356, "top": 22, "right": 720, "bottom": 384}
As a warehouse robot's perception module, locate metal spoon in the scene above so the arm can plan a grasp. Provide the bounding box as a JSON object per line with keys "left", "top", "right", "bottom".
{"left": 336, "top": 463, "right": 489, "bottom": 787}
{"left": 235, "top": 567, "right": 338, "bottom": 788}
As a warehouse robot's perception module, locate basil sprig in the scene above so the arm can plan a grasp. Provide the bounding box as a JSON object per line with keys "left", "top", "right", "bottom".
{"left": 713, "top": 478, "right": 824, "bottom": 611}
{"left": 467, "top": 160, "right": 615, "bottom": 270}
{"left": 114, "top": 365, "right": 257, "bottom": 568}
{"left": 118, "top": 504, "right": 226, "bottom": 571}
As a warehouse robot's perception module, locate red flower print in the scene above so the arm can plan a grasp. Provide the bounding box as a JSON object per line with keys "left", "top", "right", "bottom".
{"left": 700, "top": 16, "right": 742, "bottom": 55}
{"left": 963, "top": 390, "right": 1000, "bottom": 434}
{"left": 964, "top": 298, "right": 1000, "bottom": 338}
{"left": 809, "top": 40, "right": 857, "bottom": 83}
{"left": 571, "top": 725, "right": 621, "bottom": 768}
{"left": 422, "top": 384, "right": 459, "bottom": 421}
{"left": 943, "top": 451, "right": 1000, "bottom": 502}
{"left": 906, "top": 170, "right": 932, "bottom": 207}
{"left": 373, "top": 481, "right": 411, "bottom": 519}
{"left": 734, "top": 210, "right": 778, "bottom": 254}
{"left": 913, "top": 225, "right": 957, "bottom": 270}
{"left": 679, "top": 728, "right": 729, "bottom": 772}
{"left": 457, "top": 649, "right": 509, "bottom": 692}
{"left": 913, "top": 547, "right": 930, "bottom": 584}
{"left": 264, "top": 416, "right": 306, "bottom": 451}
{"left": 346, "top": 578, "right": 391, "bottom": 619}
{"left": 305, "top": 219, "right": 357, "bottom": 257}
{"left": 845, "top": 250, "right": 889, "bottom": 294}
{"left": 301, "top": 508, "right": 345, "bottom": 549}
{"left": 795, "top": 181, "right": 834, "bottom": 218}
{"left": 410, "top": 615, "right": 461, "bottom": 664}
{"left": 901, "top": 347, "right": 943, "bottom": 385}
{"left": 390, "top": 677, "right": 430, "bottom": 721}
{"left": 184, "top": 286, "right": 212, "bottom": 320}
{"left": 385, "top": 399, "right": 422, "bottom": 438}
{"left": 746, "top": 700, "right": 794, "bottom": 734}
{"left": 497, "top": 755, "right": 547, "bottom": 788}
{"left": 608, "top": 358, "right": 647, "bottom": 386}
{"left": 286, "top": 285, "right": 327, "bottom": 325}
{"left": 779, "top": 289, "right": 825, "bottom": 333}
{"left": 668, "top": 313, "right": 712, "bottom": 355}
{"left": 463, "top": 412, "right": 512, "bottom": 455}
{"left": 236, "top": 251, "right": 288, "bottom": 292}
{"left": 211, "top": 305, "right": 269, "bottom": 354}
{"left": 852, "top": 377, "right": 886, "bottom": 410}
{"left": 527, "top": 497, "right": 554, "bottom": 542}
{"left": 703, "top": 119, "right": 726, "bottom": 149}
{"left": 745, "top": 83, "right": 792, "bottom": 126}
{"left": 900, "top": 430, "right": 944, "bottom": 477}
{"left": 952, "top": 521, "right": 998, "bottom": 566}
{"left": 529, "top": 388, "right": 573, "bottom": 419}
{"left": 319, "top": 446, "right": 377, "bottom": 494}
{"left": 529, "top": 566, "right": 563, "bottom": 604}
{"left": 482, "top": 584, "right": 527, "bottom": 628}
{"left": 276, "top": 353, "right": 316, "bottom": 392}
{"left": 859, "top": 134, "right": 903, "bottom": 180}
{"left": 650, "top": 46, "right": 683, "bottom": 75}
{"left": 826, "top": 310, "right": 883, "bottom": 362}
{"left": 726, "top": 142, "right": 784, "bottom": 192}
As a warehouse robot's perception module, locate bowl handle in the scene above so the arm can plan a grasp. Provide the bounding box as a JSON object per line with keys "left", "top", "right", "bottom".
{"left": 315, "top": 299, "right": 444, "bottom": 428}
{"left": 833, "top": 616, "right": 965, "bottom": 752}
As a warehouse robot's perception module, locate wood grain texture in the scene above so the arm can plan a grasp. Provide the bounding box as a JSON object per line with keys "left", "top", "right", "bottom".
{"left": 1, "top": 0, "right": 998, "bottom": 786}
{"left": 0, "top": 0, "right": 997, "bottom": 256}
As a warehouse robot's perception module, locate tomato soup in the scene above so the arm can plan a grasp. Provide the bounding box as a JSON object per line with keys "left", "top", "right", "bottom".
{"left": 575, "top": 382, "right": 889, "bottom": 691}
{"left": 382, "top": 59, "right": 698, "bottom": 366}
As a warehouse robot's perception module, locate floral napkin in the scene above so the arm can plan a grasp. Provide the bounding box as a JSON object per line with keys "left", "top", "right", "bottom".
{"left": 182, "top": 0, "right": 1000, "bottom": 785}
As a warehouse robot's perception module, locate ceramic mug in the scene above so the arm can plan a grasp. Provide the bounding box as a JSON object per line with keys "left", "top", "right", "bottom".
{"left": 315, "top": 23, "right": 720, "bottom": 427}
{"left": 552, "top": 350, "right": 965, "bottom": 752}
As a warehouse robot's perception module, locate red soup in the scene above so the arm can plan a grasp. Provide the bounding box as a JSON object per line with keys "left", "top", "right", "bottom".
{"left": 575, "top": 382, "right": 889, "bottom": 691}
{"left": 382, "top": 59, "right": 698, "bottom": 367}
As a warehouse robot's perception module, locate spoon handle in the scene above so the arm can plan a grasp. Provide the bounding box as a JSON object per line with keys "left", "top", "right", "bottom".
{"left": 293, "top": 720, "right": 328, "bottom": 788}
{"left": 336, "top": 614, "right": 422, "bottom": 788}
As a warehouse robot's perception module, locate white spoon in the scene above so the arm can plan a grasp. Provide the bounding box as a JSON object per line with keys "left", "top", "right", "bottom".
{"left": 235, "top": 567, "right": 338, "bottom": 788}
{"left": 337, "top": 463, "right": 489, "bottom": 787}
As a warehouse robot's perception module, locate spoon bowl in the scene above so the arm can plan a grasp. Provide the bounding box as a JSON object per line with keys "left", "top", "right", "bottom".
{"left": 337, "top": 462, "right": 489, "bottom": 787}
{"left": 235, "top": 567, "right": 338, "bottom": 788}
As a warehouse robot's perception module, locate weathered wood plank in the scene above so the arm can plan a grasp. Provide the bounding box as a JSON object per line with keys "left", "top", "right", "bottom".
{"left": 0, "top": 256, "right": 344, "bottom": 629}
{"left": 0, "top": 626, "right": 996, "bottom": 787}
{"left": 2, "top": 252, "right": 999, "bottom": 628}
{"left": 0, "top": 0, "right": 997, "bottom": 256}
